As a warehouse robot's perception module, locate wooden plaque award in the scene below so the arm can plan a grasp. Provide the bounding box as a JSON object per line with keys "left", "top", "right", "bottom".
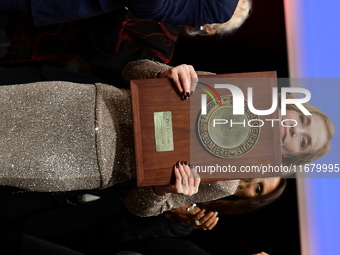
{"left": 131, "top": 72, "right": 282, "bottom": 187}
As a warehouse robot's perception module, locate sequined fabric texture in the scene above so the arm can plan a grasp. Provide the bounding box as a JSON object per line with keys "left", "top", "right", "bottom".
{"left": 124, "top": 179, "right": 240, "bottom": 217}
{"left": 0, "top": 60, "right": 171, "bottom": 192}
{"left": 0, "top": 81, "right": 134, "bottom": 191}
{"left": 95, "top": 83, "right": 135, "bottom": 188}
{"left": 121, "top": 59, "right": 215, "bottom": 81}
{"left": 0, "top": 82, "right": 99, "bottom": 191}
{"left": 122, "top": 59, "right": 171, "bottom": 80}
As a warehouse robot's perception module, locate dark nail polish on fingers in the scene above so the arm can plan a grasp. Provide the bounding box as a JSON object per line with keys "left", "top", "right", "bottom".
{"left": 186, "top": 92, "right": 190, "bottom": 97}
{"left": 190, "top": 164, "right": 194, "bottom": 169}
{"left": 190, "top": 91, "right": 194, "bottom": 96}
{"left": 184, "top": 161, "right": 188, "bottom": 165}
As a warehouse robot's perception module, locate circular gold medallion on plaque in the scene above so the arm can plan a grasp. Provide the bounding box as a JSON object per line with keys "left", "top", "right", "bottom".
{"left": 198, "top": 95, "right": 261, "bottom": 158}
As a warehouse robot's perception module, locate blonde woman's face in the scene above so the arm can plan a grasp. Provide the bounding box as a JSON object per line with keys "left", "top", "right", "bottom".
{"left": 280, "top": 110, "right": 328, "bottom": 157}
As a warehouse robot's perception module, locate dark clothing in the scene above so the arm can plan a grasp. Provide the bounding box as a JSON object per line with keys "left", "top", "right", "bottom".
{"left": 1, "top": 182, "right": 192, "bottom": 254}
{"left": 128, "top": 0, "right": 239, "bottom": 27}
{"left": 0, "top": 10, "right": 181, "bottom": 87}
{"left": 1, "top": 0, "right": 239, "bottom": 27}
{"left": 0, "top": 0, "right": 124, "bottom": 26}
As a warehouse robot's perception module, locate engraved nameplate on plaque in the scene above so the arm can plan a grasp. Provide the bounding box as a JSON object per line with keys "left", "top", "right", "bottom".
{"left": 154, "top": 111, "right": 174, "bottom": 152}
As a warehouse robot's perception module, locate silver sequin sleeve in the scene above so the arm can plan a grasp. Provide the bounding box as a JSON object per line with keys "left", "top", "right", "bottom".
{"left": 121, "top": 59, "right": 215, "bottom": 81}
{"left": 122, "top": 59, "right": 173, "bottom": 80}
{"left": 124, "top": 180, "right": 240, "bottom": 217}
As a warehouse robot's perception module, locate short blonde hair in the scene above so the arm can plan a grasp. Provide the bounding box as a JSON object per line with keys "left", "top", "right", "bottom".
{"left": 282, "top": 96, "right": 335, "bottom": 166}
{"left": 185, "top": 0, "right": 252, "bottom": 36}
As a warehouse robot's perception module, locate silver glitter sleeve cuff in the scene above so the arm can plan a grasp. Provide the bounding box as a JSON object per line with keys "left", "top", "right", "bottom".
{"left": 121, "top": 59, "right": 172, "bottom": 81}
{"left": 124, "top": 180, "right": 240, "bottom": 217}
{"left": 121, "top": 59, "right": 216, "bottom": 83}
{"left": 124, "top": 186, "right": 172, "bottom": 217}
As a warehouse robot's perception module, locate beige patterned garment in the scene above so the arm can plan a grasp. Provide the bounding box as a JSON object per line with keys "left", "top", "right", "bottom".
{"left": 0, "top": 59, "right": 239, "bottom": 216}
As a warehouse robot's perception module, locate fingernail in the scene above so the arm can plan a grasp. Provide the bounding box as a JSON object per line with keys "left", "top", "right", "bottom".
{"left": 180, "top": 161, "right": 184, "bottom": 165}
{"left": 181, "top": 94, "right": 187, "bottom": 100}
{"left": 190, "top": 164, "right": 194, "bottom": 169}
{"left": 186, "top": 92, "right": 190, "bottom": 97}
{"left": 184, "top": 161, "right": 188, "bottom": 165}
{"left": 190, "top": 91, "right": 194, "bottom": 96}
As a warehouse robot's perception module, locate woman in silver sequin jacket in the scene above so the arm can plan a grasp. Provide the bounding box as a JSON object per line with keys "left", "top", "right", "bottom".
{"left": 0, "top": 60, "right": 333, "bottom": 217}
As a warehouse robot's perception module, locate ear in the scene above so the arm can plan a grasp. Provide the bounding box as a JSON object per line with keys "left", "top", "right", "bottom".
{"left": 203, "top": 26, "right": 220, "bottom": 34}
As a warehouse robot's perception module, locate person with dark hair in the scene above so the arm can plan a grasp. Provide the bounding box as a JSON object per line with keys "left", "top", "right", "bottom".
{"left": 166, "top": 178, "right": 286, "bottom": 230}
{"left": 1, "top": 178, "right": 277, "bottom": 254}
